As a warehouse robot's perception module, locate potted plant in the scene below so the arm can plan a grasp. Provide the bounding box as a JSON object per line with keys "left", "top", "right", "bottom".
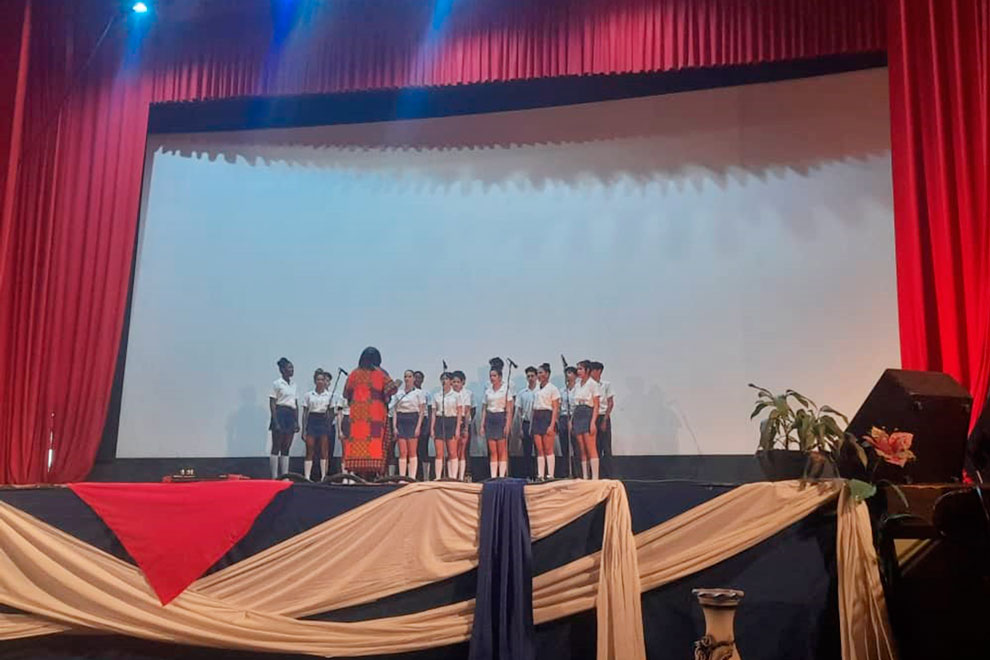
{"left": 749, "top": 384, "right": 848, "bottom": 480}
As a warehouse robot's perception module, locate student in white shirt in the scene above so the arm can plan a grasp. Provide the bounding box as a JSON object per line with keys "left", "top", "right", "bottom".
{"left": 559, "top": 366, "right": 578, "bottom": 478}
{"left": 391, "top": 370, "right": 427, "bottom": 479}
{"left": 480, "top": 357, "right": 514, "bottom": 478}
{"left": 591, "top": 360, "right": 615, "bottom": 478}
{"left": 532, "top": 362, "right": 561, "bottom": 480}
{"left": 414, "top": 370, "right": 432, "bottom": 480}
{"left": 572, "top": 359, "right": 602, "bottom": 479}
{"left": 268, "top": 357, "right": 299, "bottom": 479}
{"left": 451, "top": 370, "right": 475, "bottom": 481}
{"left": 431, "top": 372, "right": 461, "bottom": 480}
{"left": 515, "top": 366, "right": 539, "bottom": 480}
{"left": 301, "top": 369, "right": 334, "bottom": 481}
{"left": 333, "top": 389, "right": 350, "bottom": 473}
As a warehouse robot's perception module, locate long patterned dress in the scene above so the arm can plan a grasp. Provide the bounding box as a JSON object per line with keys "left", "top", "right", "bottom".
{"left": 342, "top": 367, "right": 398, "bottom": 476}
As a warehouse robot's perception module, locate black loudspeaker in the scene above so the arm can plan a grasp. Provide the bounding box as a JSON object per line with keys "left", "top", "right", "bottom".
{"left": 846, "top": 369, "right": 972, "bottom": 483}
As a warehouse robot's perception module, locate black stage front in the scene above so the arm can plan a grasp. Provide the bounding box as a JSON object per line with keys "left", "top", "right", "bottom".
{"left": 0, "top": 481, "right": 838, "bottom": 660}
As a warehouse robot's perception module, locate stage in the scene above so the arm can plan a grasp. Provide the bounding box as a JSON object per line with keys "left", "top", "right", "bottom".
{"left": 0, "top": 478, "right": 890, "bottom": 660}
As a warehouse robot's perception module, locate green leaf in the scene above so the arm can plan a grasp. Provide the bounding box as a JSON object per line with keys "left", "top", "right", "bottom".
{"left": 750, "top": 401, "right": 770, "bottom": 419}
{"left": 820, "top": 405, "right": 849, "bottom": 425}
{"left": 848, "top": 479, "right": 877, "bottom": 502}
{"left": 759, "top": 418, "right": 775, "bottom": 451}
{"left": 852, "top": 440, "right": 868, "bottom": 468}
{"left": 748, "top": 384, "right": 773, "bottom": 398}
{"left": 785, "top": 389, "right": 812, "bottom": 409}
{"left": 876, "top": 480, "right": 910, "bottom": 509}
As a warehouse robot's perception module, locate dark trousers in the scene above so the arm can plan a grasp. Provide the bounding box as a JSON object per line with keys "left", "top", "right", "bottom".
{"left": 418, "top": 419, "right": 432, "bottom": 478}
{"left": 520, "top": 420, "right": 535, "bottom": 479}
{"left": 597, "top": 417, "right": 613, "bottom": 477}
{"left": 558, "top": 417, "right": 573, "bottom": 478}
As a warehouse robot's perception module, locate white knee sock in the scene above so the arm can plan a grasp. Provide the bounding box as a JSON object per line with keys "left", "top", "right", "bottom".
{"left": 278, "top": 454, "right": 289, "bottom": 476}
{"left": 546, "top": 454, "right": 555, "bottom": 478}
{"left": 435, "top": 458, "right": 443, "bottom": 479}
{"left": 304, "top": 460, "right": 313, "bottom": 480}
{"left": 398, "top": 459, "right": 407, "bottom": 478}
{"left": 320, "top": 458, "right": 328, "bottom": 479}
{"left": 458, "top": 458, "right": 466, "bottom": 480}
{"left": 498, "top": 461, "right": 508, "bottom": 478}
{"left": 536, "top": 455, "right": 546, "bottom": 479}
{"left": 590, "top": 457, "right": 600, "bottom": 480}
{"left": 269, "top": 455, "right": 279, "bottom": 479}
{"left": 489, "top": 461, "right": 498, "bottom": 479}
{"left": 582, "top": 461, "right": 590, "bottom": 479}
{"left": 447, "top": 459, "right": 458, "bottom": 481}
{"left": 408, "top": 457, "right": 418, "bottom": 480}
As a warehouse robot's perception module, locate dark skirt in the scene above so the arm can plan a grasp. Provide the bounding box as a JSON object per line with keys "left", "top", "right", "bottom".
{"left": 484, "top": 411, "right": 507, "bottom": 440}
{"left": 306, "top": 411, "right": 330, "bottom": 436}
{"left": 532, "top": 409, "right": 553, "bottom": 435}
{"left": 269, "top": 405, "right": 299, "bottom": 433}
{"left": 337, "top": 414, "right": 351, "bottom": 438}
{"left": 396, "top": 411, "right": 419, "bottom": 438}
{"left": 572, "top": 405, "right": 594, "bottom": 434}
{"left": 435, "top": 416, "right": 457, "bottom": 440}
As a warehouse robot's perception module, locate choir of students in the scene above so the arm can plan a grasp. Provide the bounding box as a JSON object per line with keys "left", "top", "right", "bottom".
{"left": 268, "top": 355, "right": 614, "bottom": 481}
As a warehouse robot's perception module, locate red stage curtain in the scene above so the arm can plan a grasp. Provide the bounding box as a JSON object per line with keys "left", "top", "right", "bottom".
{"left": 888, "top": 0, "right": 990, "bottom": 426}
{"left": 0, "top": 0, "right": 885, "bottom": 484}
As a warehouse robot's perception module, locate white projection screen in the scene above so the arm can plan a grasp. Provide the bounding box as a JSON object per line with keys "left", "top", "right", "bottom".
{"left": 117, "top": 68, "right": 900, "bottom": 459}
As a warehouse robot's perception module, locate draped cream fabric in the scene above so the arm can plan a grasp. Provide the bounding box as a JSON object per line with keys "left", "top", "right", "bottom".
{"left": 0, "top": 480, "right": 894, "bottom": 660}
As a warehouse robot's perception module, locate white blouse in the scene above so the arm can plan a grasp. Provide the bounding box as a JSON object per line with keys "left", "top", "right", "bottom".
{"left": 433, "top": 388, "right": 460, "bottom": 417}
{"left": 533, "top": 383, "right": 561, "bottom": 411}
{"left": 271, "top": 378, "right": 297, "bottom": 408}
{"left": 304, "top": 389, "right": 333, "bottom": 414}
{"left": 333, "top": 392, "right": 350, "bottom": 416}
{"left": 484, "top": 383, "right": 513, "bottom": 413}
{"left": 392, "top": 387, "right": 426, "bottom": 413}
{"left": 572, "top": 378, "right": 601, "bottom": 407}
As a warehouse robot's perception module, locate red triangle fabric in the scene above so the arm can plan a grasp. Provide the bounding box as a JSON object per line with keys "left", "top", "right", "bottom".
{"left": 69, "top": 480, "right": 291, "bottom": 604}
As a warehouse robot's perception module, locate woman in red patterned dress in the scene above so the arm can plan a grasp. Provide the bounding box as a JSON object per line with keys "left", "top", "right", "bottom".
{"left": 342, "top": 347, "right": 400, "bottom": 478}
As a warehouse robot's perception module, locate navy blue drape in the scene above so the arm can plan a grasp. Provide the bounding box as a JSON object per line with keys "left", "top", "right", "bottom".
{"left": 469, "top": 478, "right": 535, "bottom": 660}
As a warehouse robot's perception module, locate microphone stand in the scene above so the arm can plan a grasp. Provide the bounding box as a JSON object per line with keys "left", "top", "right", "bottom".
{"left": 561, "top": 354, "right": 573, "bottom": 479}
{"left": 440, "top": 360, "right": 449, "bottom": 479}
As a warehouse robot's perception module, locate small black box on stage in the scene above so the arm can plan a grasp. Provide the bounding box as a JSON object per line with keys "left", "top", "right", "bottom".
{"left": 846, "top": 369, "right": 971, "bottom": 483}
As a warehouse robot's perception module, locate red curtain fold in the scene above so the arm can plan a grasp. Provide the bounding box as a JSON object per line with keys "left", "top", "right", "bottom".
{"left": 888, "top": 0, "right": 990, "bottom": 427}
{"left": 1, "top": 0, "right": 887, "bottom": 484}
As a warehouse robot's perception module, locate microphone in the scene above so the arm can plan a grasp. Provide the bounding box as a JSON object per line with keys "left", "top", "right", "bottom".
{"left": 506, "top": 357, "right": 518, "bottom": 369}
{"left": 338, "top": 367, "right": 349, "bottom": 376}
{"left": 560, "top": 354, "right": 568, "bottom": 368}
{"left": 442, "top": 359, "right": 448, "bottom": 371}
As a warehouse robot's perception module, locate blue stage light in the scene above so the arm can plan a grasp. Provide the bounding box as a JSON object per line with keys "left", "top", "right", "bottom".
{"left": 131, "top": 1, "right": 149, "bottom": 13}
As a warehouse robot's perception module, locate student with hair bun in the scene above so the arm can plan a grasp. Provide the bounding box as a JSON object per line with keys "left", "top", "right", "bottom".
{"left": 268, "top": 357, "right": 299, "bottom": 478}
{"left": 532, "top": 362, "right": 561, "bottom": 480}
{"left": 480, "top": 357, "right": 513, "bottom": 478}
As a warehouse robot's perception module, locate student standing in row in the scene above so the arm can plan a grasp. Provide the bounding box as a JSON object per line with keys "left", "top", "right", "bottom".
{"left": 414, "top": 370, "right": 432, "bottom": 480}
{"left": 532, "top": 362, "right": 561, "bottom": 480}
{"left": 515, "top": 366, "right": 539, "bottom": 479}
{"left": 301, "top": 368, "right": 333, "bottom": 481}
{"left": 572, "top": 359, "right": 602, "bottom": 479}
{"left": 269, "top": 357, "right": 298, "bottom": 479}
{"left": 392, "top": 370, "right": 427, "bottom": 479}
{"left": 591, "top": 361, "right": 615, "bottom": 478}
{"left": 431, "top": 372, "right": 461, "bottom": 479}
{"left": 559, "top": 366, "right": 578, "bottom": 478}
{"left": 481, "top": 358, "right": 513, "bottom": 478}
{"left": 452, "top": 370, "right": 473, "bottom": 481}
